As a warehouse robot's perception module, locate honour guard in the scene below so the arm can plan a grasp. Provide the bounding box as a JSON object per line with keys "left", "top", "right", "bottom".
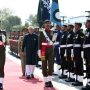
{"left": 0, "top": 30, "right": 6, "bottom": 89}
{"left": 72, "top": 23, "right": 84, "bottom": 86}
{"left": 52, "top": 25, "right": 62, "bottom": 76}
{"left": 82, "top": 20, "right": 90, "bottom": 90}
{"left": 22, "top": 26, "right": 38, "bottom": 79}
{"left": 65, "top": 24, "right": 75, "bottom": 82}
{"left": 33, "top": 28, "right": 41, "bottom": 67}
{"left": 38, "top": 20, "right": 54, "bottom": 87}
{"left": 59, "top": 25, "right": 68, "bottom": 79}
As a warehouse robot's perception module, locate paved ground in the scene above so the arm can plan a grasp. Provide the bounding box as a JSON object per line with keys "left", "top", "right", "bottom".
{"left": 5, "top": 47, "right": 86, "bottom": 90}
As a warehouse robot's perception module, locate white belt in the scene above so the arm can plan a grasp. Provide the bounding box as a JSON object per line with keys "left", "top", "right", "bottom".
{"left": 54, "top": 42, "right": 59, "bottom": 45}
{"left": 83, "top": 44, "right": 90, "bottom": 48}
{"left": 42, "top": 43, "right": 47, "bottom": 45}
{"left": 67, "top": 44, "right": 73, "bottom": 47}
{"left": 74, "top": 44, "right": 81, "bottom": 47}
{"left": 60, "top": 45, "right": 66, "bottom": 48}
{"left": 42, "top": 42, "right": 53, "bottom": 46}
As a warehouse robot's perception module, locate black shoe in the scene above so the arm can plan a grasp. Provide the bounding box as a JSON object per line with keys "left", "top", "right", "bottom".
{"left": 31, "top": 74, "right": 34, "bottom": 78}
{"left": 40, "top": 67, "right": 42, "bottom": 69}
{"left": 82, "top": 85, "right": 90, "bottom": 90}
{"left": 48, "top": 81, "right": 53, "bottom": 87}
{"left": 72, "top": 81, "right": 83, "bottom": 86}
{"left": 26, "top": 75, "right": 31, "bottom": 79}
{"left": 22, "top": 73, "right": 25, "bottom": 76}
{"left": 36, "top": 64, "right": 41, "bottom": 67}
{"left": 59, "top": 75, "right": 67, "bottom": 79}
{"left": 0, "top": 83, "right": 3, "bottom": 90}
{"left": 52, "top": 73, "right": 58, "bottom": 76}
{"left": 65, "top": 78, "right": 75, "bottom": 82}
{"left": 45, "top": 82, "right": 49, "bottom": 87}
{"left": 59, "top": 68, "right": 61, "bottom": 70}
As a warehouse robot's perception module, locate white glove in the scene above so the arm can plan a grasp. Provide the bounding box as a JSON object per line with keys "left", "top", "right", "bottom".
{"left": 38, "top": 50, "right": 41, "bottom": 58}
{"left": 53, "top": 42, "right": 59, "bottom": 45}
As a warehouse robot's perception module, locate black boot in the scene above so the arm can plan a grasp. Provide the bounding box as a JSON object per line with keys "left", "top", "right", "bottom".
{"left": 0, "top": 83, "right": 3, "bottom": 90}
{"left": 26, "top": 75, "right": 31, "bottom": 79}
{"left": 59, "top": 74, "right": 67, "bottom": 79}
{"left": 65, "top": 77, "right": 75, "bottom": 82}
{"left": 48, "top": 81, "right": 53, "bottom": 87}
{"left": 72, "top": 80, "right": 83, "bottom": 86}
{"left": 45, "top": 82, "right": 49, "bottom": 87}
{"left": 31, "top": 74, "right": 34, "bottom": 78}
{"left": 82, "top": 84, "right": 90, "bottom": 90}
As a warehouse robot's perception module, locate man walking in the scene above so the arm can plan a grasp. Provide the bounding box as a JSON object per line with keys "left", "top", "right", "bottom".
{"left": 38, "top": 20, "right": 54, "bottom": 87}
{"left": 22, "top": 26, "right": 38, "bottom": 79}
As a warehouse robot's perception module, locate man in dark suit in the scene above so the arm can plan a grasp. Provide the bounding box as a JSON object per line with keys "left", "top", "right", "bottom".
{"left": 22, "top": 26, "right": 38, "bottom": 79}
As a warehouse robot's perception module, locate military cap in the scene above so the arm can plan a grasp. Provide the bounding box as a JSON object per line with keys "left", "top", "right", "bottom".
{"left": 22, "top": 27, "right": 28, "bottom": 32}
{"left": 43, "top": 20, "right": 51, "bottom": 24}
{"left": 86, "top": 19, "right": 90, "bottom": 23}
{"left": 75, "top": 22, "right": 82, "bottom": 27}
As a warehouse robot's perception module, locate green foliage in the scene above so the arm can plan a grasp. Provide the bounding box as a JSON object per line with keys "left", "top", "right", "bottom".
{"left": 27, "top": 14, "right": 38, "bottom": 27}
{"left": 12, "top": 25, "right": 23, "bottom": 31}
{"left": 7, "top": 16, "right": 21, "bottom": 30}
{"left": 1, "top": 16, "right": 22, "bottom": 31}
{"left": 25, "top": 22, "right": 29, "bottom": 27}
{"left": 0, "top": 8, "right": 22, "bottom": 31}
{"left": 0, "top": 8, "right": 12, "bottom": 20}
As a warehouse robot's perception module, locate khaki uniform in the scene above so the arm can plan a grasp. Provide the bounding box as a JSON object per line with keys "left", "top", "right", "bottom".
{"left": 18, "top": 36, "right": 26, "bottom": 76}
{"left": 39, "top": 30, "right": 54, "bottom": 77}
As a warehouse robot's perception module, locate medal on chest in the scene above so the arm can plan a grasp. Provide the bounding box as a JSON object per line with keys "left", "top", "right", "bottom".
{"left": 76, "top": 34, "right": 78, "bottom": 39}
{"left": 67, "top": 34, "right": 71, "bottom": 38}
{"left": 86, "top": 32, "right": 89, "bottom": 38}
{"left": 61, "top": 35, "right": 64, "bottom": 38}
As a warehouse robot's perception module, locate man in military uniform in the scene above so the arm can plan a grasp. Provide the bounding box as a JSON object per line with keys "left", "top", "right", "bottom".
{"left": 22, "top": 26, "right": 38, "bottom": 79}
{"left": 18, "top": 27, "right": 28, "bottom": 76}
{"left": 33, "top": 28, "right": 41, "bottom": 67}
{"left": 38, "top": 20, "right": 54, "bottom": 87}
{"left": 65, "top": 24, "right": 75, "bottom": 82}
{"left": 52, "top": 25, "right": 62, "bottom": 76}
{"left": 0, "top": 30, "right": 6, "bottom": 89}
{"left": 82, "top": 20, "right": 90, "bottom": 90}
{"left": 59, "top": 25, "right": 68, "bottom": 79}
{"left": 72, "top": 23, "right": 84, "bottom": 86}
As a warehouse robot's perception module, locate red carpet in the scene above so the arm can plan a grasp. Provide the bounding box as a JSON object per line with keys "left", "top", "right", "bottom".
{"left": 4, "top": 58, "right": 59, "bottom": 90}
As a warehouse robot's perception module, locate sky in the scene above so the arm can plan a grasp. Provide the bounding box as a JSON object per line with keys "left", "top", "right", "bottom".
{"left": 0, "top": 0, "right": 90, "bottom": 24}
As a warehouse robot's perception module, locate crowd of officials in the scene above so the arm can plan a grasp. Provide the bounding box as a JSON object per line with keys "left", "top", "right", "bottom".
{"left": 0, "top": 19, "right": 90, "bottom": 90}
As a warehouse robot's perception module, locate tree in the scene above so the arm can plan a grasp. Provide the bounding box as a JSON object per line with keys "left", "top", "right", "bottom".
{"left": 7, "top": 16, "right": 21, "bottom": 31}
{"left": 25, "top": 21, "right": 29, "bottom": 27}
{"left": 0, "top": 8, "right": 13, "bottom": 20}
{"left": 4, "top": 16, "right": 22, "bottom": 31}
{"left": 12, "top": 25, "right": 23, "bottom": 31}
{"left": 0, "top": 8, "right": 13, "bottom": 30}
{"left": 7, "top": 16, "right": 21, "bottom": 26}
{"left": 27, "top": 14, "right": 38, "bottom": 27}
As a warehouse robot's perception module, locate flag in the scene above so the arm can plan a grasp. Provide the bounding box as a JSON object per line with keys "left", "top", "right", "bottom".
{"left": 50, "top": 0, "right": 62, "bottom": 26}
{"left": 37, "top": 0, "right": 50, "bottom": 28}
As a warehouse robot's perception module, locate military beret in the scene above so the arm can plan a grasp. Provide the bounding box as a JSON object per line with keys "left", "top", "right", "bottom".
{"left": 75, "top": 22, "right": 82, "bottom": 27}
